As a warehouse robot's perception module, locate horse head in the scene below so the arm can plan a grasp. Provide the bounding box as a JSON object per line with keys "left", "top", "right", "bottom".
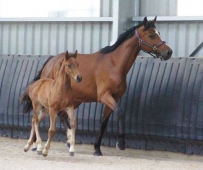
{"left": 64, "top": 50, "right": 82, "bottom": 83}
{"left": 136, "top": 16, "right": 173, "bottom": 60}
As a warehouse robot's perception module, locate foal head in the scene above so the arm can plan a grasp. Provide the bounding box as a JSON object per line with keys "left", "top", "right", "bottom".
{"left": 64, "top": 50, "right": 82, "bottom": 83}
{"left": 136, "top": 16, "right": 173, "bottom": 60}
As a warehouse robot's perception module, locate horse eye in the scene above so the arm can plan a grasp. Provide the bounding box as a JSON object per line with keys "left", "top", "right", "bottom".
{"left": 67, "top": 64, "right": 71, "bottom": 69}
{"left": 149, "top": 34, "right": 155, "bottom": 39}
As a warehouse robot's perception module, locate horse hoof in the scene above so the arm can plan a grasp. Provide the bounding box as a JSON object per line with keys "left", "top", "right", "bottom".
{"left": 116, "top": 141, "right": 125, "bottom": 150}
{"left": 24, "top": 145, "right": 30, "bottom": 152}
{"left": 37, "top": 151, "right": 42, "bottom": 155}
{"left": 93, "top": 151, "right": 103, "bottom": 156}
{"left": 69, "top": 152, "right": 74, "bottom": 156}
{"left": 24, "top": 148, "right": 28, "bottom": 152}
{"left": 66, "top": 142, "right": 70, "bottom": 148}
{"left": 31, "top": 147, "right": 37, "bottom": 151}
{"left": 42, "top": 153, "right": 47, "bottom": 157}
{"left": 42, "top": 150, "right": 48, "bottom": 157}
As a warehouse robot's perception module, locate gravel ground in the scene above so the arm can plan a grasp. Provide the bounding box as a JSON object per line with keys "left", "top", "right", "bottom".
{"left": 0, "top": 136, "right": 203, "bottom": 170}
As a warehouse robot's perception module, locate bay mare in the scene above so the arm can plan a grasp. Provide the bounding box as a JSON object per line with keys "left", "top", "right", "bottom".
{"left": 23, "top": 16, "right": 173, "bottom": 156}
{"left": 21, "top": 51, "right": 82, "bottom": 157}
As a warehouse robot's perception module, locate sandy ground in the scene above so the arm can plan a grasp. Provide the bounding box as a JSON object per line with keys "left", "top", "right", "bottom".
{"left": 0, "top": 137, "right": 203, "bottom": 170}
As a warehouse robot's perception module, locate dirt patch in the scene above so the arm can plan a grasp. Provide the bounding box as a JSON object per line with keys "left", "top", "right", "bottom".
{"left": 0, "top": 136, "right": 203, "bottom": 170}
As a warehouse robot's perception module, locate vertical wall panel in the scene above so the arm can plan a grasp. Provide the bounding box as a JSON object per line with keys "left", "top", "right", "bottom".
{"left": 41, "top": 23, "right": 49, "bottom": 54}
{"left": 92, "top": 23, "right": 101, "bottom": 53}
{"left": 83, "top": 23, "right": 92, "bottom": 54}
{"left": 49, "top": 23, "right": 58, "bottom": 55}
{"left": 75, "top": 22, "right": 83, "bottom": 53}
{"left": 33, "top": 23, "right": 41, "bottom": 55}
{"left": 57, "top": 23, "right": 66, "bottom": 53}
{"left": 0, "top": 21, "right": 112, "bottom": 55}
{"left": 2, "top": 24, "right": 9, "bottom": 54}
{"left": 100, "top": 0, "right": 112, "bottom": 17}
{"left": 140, "top": 0, "right": 177, "bottom": 16}
{"left": 9, "top": 23, "right": 17, "bottom": 54}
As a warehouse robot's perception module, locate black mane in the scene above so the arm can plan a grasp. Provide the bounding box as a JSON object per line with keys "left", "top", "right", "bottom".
{"left": 100, "top": 21, "right": 155, "bottom": 54}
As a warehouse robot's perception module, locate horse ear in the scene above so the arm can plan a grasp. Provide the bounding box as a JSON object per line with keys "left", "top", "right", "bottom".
{"left": 143, "top": 16, "right": 148, "bottom": 28}
{"left": 65, "top": 50, "right": 69, "bottom": 60}
{"left": 73, "top": 50, "right": 78, "bottom": 58}
{"left": 152, "top": 16, "right": 157, "bottom": 24}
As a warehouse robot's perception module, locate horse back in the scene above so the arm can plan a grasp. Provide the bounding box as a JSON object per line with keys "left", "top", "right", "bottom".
{"left": 29, "top": 78, "right": 53, "bottom": 108}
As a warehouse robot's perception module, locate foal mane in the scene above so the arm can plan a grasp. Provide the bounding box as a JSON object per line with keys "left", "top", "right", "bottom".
{"left": 100, "top": 21, "right": 156, "bottom": 54}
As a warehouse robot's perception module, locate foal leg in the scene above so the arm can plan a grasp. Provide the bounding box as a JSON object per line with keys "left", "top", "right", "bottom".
{"left": 24, "top": 114, "right": 36, "bottom": 152}
{"left": 58, "top": 101, "right": 81, "bottom": 148}
{"left": 24, "top": 103, "right": 43, "bottom": 153}
{"left": 42, "top": 108, "right": 57, "bottom": 157}
{"left": 35, "top": 107, "right": 48, "bottom": 155}
{"left": 66, "top": 106, "right": 76, "bottom": 156}
{"left": 58, "top": 110, "right": 70, "bottom": 148}
{"left": 32, "top": 108, "right": 48, "bottom": 152}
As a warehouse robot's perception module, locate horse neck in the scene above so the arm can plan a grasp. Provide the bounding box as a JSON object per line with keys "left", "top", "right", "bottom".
{"left": 55, "top": 62, "right": 71, "bottom": 89}
{"left": 111, "top": 35, "right": 139, "bottom": 75}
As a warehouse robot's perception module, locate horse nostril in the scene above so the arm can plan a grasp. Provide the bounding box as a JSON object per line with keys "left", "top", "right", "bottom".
{"left": 76, "top": 76, "right": 82, "bottom": 83}
{"left": 167, "top": 50, "right": 173, "bottom": 57}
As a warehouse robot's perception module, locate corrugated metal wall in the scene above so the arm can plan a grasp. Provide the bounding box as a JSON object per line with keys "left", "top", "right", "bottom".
{"left": 140, "top": 0, "right": 177, "bottom": 16}
{"left": 0, "top": 21, "right": 112, "bottom": 55}
{"left": 0, "top": 0, "right": 113, "bottom": 55}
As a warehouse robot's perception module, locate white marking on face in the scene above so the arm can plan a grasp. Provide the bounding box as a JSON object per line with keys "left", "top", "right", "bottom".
{"left": 155, "top": 29, "right": 161, "bottom": 38}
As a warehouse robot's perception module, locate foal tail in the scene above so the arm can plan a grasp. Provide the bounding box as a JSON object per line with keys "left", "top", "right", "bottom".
{"left": 20, "top": 89, "right": 33, "bottom": 113}
{"left": 20, "top": 55, "right": 54, "bottom": 113}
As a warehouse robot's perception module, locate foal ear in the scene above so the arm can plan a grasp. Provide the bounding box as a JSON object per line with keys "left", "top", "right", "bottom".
{"left": 65, "top": 50, "right": 69, "bottom": 60}
{"left": 73, "top": 50, "right": 78, "bottom": 58}
{"left": 152, "top": 16, "right": 157, "bottom": 24}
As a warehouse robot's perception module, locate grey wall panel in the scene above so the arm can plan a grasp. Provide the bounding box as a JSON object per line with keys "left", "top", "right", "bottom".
{"left": 140, "top": 0, "right": 177, "bottom": 16}
{"left": 0, "top": 22, "right": 112, "bottom": 55}
{"left": 100, "top": 0, "right": 112, "bottom": 17}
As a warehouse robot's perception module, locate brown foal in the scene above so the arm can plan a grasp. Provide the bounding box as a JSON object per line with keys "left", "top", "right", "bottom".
{"left": 21, "top": 50, "right": 82, "bottom": 156}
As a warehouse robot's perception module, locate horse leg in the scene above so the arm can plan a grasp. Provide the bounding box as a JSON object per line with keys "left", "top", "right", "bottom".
{"left": 94, "top": 106, "right": 112, "bottom": 156}
{"left": 24, "top": 103, "right": 42, "bottom": 153}
{"left": 36, "top": 108, "right": 49, "bottom": 153}
{"left": 57, "top": 110, "right": 70, "bottom": 148}
{"left": 66, "top": 106, "right": 76, "bottom": 156}
{"left": 31, "top": 107, "right": 48, "bottom": 152}
{"left": 94, "top": 92, "right": 125, "bottom": 156}
{"left": 58, "top": 101, "right": 81, "bottom": 148}
{"left": 24, "top": 114, "right": 36, "bottom": 152}
{"left": 42, "top": 108, "right": 56, "bottom": 157}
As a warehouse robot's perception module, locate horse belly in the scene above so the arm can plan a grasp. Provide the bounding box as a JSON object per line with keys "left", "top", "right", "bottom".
{"left": 72, "top": 83, "right": 97, "bottom": 102}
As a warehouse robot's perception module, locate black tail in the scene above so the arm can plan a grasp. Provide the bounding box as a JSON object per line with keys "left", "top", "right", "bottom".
{"left": 20, "top": 55, "right": 54, "bottom": 113}
{"left": 20, "top": 89, "right": 33, "bottom": 113}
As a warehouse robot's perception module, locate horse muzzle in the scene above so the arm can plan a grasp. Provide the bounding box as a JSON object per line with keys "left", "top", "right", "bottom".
{"left": 160, "top": 49, "right": 173, "bottom": 60}
{"left": 76, "top": 75, "right": 82, "bottom": 83}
